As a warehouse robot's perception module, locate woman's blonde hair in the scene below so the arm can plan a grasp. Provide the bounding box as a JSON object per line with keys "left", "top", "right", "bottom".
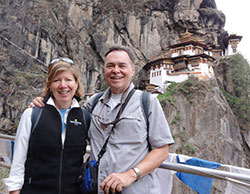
{"left": 42, "top": 60, "right": 84, "bottom": 99}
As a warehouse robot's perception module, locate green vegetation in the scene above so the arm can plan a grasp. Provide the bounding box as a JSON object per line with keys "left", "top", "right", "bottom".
{"left": 221, "top": 89, "right": 249, "bottom": 131}
{"left": 173, "top": 131, "right": 187, "bottom": 140}
{"left": 158, "top": 78, "right": 205, "bottom": 105}
{"left": 14, "top": 76, "right": 27, "bottom": 90}
{"left": 158, "top": 78, "right": 205, "bottom": 125}
{"left": 14, "top": 77, "right": 22, "bottom": 86}
{"left": 171, "top": 111, "right": 181, "bottom": 124}
{"left": 157, "top": 82, "right": 177, "bottom": 107}
{"left": 14, "top": 72, "right": 41, "bottom": 91}
{"left": 173, "top": 131, "right": 196, "bottom": 154}
{"left": 184, "top": 143, "right": 196, "bottom": 154}
{"left": 23, "top": 72, "right": 35, "bottom": 81}
{"left": 219, "top": 54, "right": 249, "bottom": 166}
{"left": 220, "top": 54, "right": 250, "bottom": 131}
{"left": 175, "top": 78, "right": 204, "bottom": 103}
{"left": 228, "top": 54, "right": 250, "bottom": 99}
{"left": 14, "top": 121, "right": 19, "bottom": 128}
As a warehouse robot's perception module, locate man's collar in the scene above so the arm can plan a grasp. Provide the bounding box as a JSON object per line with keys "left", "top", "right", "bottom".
{"left": 101, "top": 83, "right": 135, "bottom": 104}
{"left": 120, "top": 83, "right": 135, "bottom": 103}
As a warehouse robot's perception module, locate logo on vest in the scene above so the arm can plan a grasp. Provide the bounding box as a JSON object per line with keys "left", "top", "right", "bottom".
{"left": 70, "top": 119, "right": 82, "bottom": 126}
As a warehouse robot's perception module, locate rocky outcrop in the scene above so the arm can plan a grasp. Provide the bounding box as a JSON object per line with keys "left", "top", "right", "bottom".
{"left": 0, "top": 0, "right": 225, "bottom": 85}
{"left": 165, "top": 78, "right": 246, "bottom": 167}
{"left": 0, "top": 0, "right": 226, "bottom": 132}
{"left": 214, "top": 54, "right": 250, "bottom": 166}
{"left": 163, "top": 77, "right": 247, "bottom": 192}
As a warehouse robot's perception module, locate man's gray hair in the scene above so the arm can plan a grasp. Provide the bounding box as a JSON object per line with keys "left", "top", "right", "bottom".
{"left": 105, "top": 46, "right": 134, "bottom": 66}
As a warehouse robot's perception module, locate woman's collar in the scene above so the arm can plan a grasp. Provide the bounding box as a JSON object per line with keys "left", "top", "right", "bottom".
{"left": 47, "top": 97, "right": 80, "bottom": 109}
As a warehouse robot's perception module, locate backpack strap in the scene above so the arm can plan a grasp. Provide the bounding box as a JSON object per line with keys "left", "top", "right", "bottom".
{"left": 141, "top": 91, "right": 150, "bottom": 129}
{"left": 31, "top": 106, "right": 43, "bottom": 135}
{"left": 141, "top": 91, "right": 151, "bottom": 151}
{"left": 91, "top": 92, "right": 104, "bottom": 113}
{"left": 91, "top": 91, "right": 151, "bottom": 125}
{"left": 30, "top": 95, "right": 50, "bottom": 135}
{"left": 81, "top": 107, "right": 91, "bottom": 130}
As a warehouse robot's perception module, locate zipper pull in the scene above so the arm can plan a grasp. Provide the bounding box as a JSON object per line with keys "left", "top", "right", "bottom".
{"left": 29, "top": 177, "right": 32, "bottom": 184}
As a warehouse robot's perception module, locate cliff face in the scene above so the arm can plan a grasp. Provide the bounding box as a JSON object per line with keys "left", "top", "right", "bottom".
{"left": 159, "top": 75, "right": 249, "bottom": 192}
{"left": 0, "top": 0, "right": 226, "bottom": 132}
{"left": 214, "top": 55, "right": 250, "bottom": 165}
{"left": 164, "top": 78, "right": 246, "bottom": 166}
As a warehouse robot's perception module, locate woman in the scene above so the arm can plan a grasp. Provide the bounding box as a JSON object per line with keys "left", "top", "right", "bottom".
{"left": 4, "top": 58, "right": 88, "bottom": 194}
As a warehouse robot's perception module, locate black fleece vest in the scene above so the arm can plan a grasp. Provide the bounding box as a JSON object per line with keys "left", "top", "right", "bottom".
{"left": 21, "top": 105, "right": 88, "bottom": 194}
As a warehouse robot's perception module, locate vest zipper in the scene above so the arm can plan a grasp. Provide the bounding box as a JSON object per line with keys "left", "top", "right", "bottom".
{"left": 59, "top": 108, "right": 66, "bottom": 194}
{"left": 58, "top": 144, "right": 64, "bottom": 194}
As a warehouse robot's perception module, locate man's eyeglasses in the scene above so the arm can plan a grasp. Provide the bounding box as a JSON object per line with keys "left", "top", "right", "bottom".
{"left": 96, "top": 104, "right": 124, "bottom": 129}
{"left": 49, "top": 57, "right": 74, "bottom": 66}
{"left": 99, "top": 116, "right": 123, "bottom": 129}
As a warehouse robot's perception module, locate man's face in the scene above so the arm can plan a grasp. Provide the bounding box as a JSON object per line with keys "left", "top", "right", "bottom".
{"left": 104, "top": 50, "right": 135, "bottom": 94}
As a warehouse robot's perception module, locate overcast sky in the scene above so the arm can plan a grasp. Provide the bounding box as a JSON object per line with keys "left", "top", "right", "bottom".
{"left": 215, "top": 0, "right": 250, "bottom": 62}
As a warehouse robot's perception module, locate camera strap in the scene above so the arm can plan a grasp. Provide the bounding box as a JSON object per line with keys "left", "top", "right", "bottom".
{"left": 96, "top": 88, "right": 135, "bottom": 166}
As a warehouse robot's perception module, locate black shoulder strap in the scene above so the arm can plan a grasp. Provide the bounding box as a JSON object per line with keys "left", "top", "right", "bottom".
{"left": 141, "top": 91, "right": 150, "bottom": 129}
{"left": 91, "top": 92, "right": 104, "bottom": 113}
{"left": 30, "top": 95, "right": 50, "bottom": 134}
{"left": 31, "top": 106, "right": 43, "bottom": 134}
{"left": 81, "top": 107, "right": 91, "bottom": 130}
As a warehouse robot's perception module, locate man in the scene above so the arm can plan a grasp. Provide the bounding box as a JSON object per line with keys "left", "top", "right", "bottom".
{"left": 30, "top": 46, "right": 174, "bottom": 194}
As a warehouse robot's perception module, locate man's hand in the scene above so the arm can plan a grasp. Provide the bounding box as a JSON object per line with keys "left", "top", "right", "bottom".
{"left": 10, "top": 190, "right": 20, "bottom": 194}
{"left": 100, "top": 168, "right": 137, "bottom": 194}
{"left": 28, "top": 97, "right": 45, "bottom": 108}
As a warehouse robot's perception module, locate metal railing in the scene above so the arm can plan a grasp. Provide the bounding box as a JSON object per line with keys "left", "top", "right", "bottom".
{"left": 0, "top": 134, "right": 15, "bottom": 141}
{"left": 1, "top": 134, "right": 250, "bottom": 187}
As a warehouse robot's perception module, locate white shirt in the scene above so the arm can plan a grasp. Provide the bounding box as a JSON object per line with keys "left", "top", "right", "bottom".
{"left": 3, "top": 98, "right": 80, "bottom": 192}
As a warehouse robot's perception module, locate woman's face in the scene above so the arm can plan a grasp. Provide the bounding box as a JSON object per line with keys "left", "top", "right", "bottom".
{"left": 50, "top": 70, "right": 78, "bottom": 109}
